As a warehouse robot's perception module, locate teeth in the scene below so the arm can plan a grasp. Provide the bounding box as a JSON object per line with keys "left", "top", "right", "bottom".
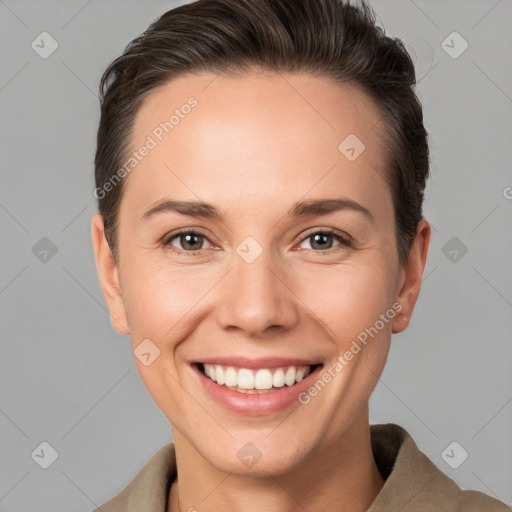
{"left": 202, "top": 364, "right": 312, "bottom": 392}
{"left": 238, "top": 369, "right": 254, "bottom": 389}
{"left": 215, "top": 366, "right": 225, "bottom": 385}
{"left": 296, "top": 366, "right": 308, "bottom": 382}
{"left": 285, "top": 367, "right": 296, "bottom": 386}
{"left": 225, "top": 367, "right": 238, "bottom": 387}
{"left": 272, "top": 368, "right": 285, "bottom": 388}
{"left": 254, "top": 369, "right": 273, "bottom": 390}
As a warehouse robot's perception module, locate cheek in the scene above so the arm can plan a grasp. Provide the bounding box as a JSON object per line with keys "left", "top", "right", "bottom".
{"left": 295, "top": 260, "right": 396, "bottom": 344}
{"left": 121, "top": 258, "right": 215, "bottom": 342}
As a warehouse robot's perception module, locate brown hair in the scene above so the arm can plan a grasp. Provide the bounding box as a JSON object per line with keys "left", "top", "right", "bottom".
{"left": 95, "top": 0, "right": 429, "bottom": 265}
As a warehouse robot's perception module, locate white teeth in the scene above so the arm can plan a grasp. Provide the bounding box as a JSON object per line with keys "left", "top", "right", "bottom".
{"left": 272, "top": 368, "right": 285, "bottom": 388}
{"left": 215, "top": 366, "right": 225, "bottom": 385}
{"left": 225, "top": 367, "right": 238, "bottom": 387}
{"left": 254, "top": 369, "right": 273, "bottom": 390}
{"left": 238, "top": 369, "right": 254, "bottom": 389}
{"left": 202, "top": 363, "right": 313, "bottom": 391}
{"left": 285, "top": 367, "right": 296, "bottom": 386}
{"left": 296, "top": 367, "right": 307, "bottom": 382}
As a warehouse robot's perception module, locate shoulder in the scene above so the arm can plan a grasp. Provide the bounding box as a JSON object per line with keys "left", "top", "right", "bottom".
{"left": 369, "top": 423, "right": 510, "bottom": 512}
{"left": 92, "top": 442, "right": 176, "bottom": 512}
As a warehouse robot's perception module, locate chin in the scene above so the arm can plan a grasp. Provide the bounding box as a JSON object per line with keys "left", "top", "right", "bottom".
{"left": 201, "top": 437, "right": 311, "bottom": 477}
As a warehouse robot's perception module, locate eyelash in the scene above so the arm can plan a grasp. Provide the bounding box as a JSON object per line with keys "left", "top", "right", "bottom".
{"left": 162, "top": 228, "right": 353, "bottom": 256}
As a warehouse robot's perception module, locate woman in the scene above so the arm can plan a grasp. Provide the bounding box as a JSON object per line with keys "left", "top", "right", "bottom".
{"left": 91, "top": 0, "right": 509, "bottom": 510}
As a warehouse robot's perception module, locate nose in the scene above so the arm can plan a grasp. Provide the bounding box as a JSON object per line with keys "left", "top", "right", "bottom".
{"left": 215, "top": 245, "right": 300, "bottom": 338}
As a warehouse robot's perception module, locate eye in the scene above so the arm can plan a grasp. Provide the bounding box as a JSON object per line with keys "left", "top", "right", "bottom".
{"left": 162, "top": 227, "right": 352, "bottom": 256}
{"left": 297, "top": 228, "right": 352, "bottom": 252}
{"left": 163, "top": 229, "right": 213, "bottom": 254}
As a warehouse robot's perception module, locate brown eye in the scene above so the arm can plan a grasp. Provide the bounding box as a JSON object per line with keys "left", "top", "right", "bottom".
{"left": 298, "top": 229, "right": 351, "bottom": 251}
{"left": 164, "top": 230, "right": 212, "bottom": 253}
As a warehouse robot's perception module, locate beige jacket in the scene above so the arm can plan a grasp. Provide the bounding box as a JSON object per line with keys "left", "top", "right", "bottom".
{"left": 93, "top": 423, "right": 510, "bottom": 511}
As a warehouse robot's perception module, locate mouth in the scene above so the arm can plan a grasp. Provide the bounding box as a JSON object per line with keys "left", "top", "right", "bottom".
{"left": 194, "top": 362, "right": 323, "bottom": 394}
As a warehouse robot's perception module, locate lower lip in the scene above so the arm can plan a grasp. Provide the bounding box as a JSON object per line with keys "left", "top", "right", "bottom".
{"left": 193, "top": 364, "right": 323, "bottom": 416}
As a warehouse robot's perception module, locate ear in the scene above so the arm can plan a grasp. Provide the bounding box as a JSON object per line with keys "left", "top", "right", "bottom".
{"left": 91, "top": 213, "right": 130, "bottom": 335}
{"left": 392, "top": 218, "right": 431, "bottom": 334}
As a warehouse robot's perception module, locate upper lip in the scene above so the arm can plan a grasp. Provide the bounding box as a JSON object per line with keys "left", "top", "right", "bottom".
{"left": 193, "top": 357, "right": 322, "bottom": 369}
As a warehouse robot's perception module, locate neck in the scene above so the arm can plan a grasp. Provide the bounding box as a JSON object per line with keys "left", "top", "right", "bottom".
{"left": 169, "top": 406, "right": 385, "bottom": 512}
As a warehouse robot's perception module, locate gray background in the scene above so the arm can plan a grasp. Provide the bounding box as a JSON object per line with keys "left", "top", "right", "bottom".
{"left": 1, "top": 0, "right": 511, "bottom": 510}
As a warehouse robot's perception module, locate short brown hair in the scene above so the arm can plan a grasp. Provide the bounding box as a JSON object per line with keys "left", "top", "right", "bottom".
{"left": 95, "top": 0, "right": 429, "bottom": 265}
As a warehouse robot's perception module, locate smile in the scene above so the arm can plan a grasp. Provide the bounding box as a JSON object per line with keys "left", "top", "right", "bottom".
{"left": 199, "top": 363, "right": 320, "bottom": 394}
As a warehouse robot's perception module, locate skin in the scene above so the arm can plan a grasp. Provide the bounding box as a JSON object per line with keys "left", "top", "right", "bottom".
{"left": 92, "top": 69, "right": 430, "bottom": 512}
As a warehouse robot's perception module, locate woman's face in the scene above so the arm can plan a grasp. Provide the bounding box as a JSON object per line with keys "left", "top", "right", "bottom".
{"left": 93, "top": 70, "right": 429, "bottom": 475}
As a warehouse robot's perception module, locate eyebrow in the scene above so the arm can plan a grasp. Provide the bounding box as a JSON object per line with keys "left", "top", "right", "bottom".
{"left": 141, "top": 197, "right": 375, "bottom": 224}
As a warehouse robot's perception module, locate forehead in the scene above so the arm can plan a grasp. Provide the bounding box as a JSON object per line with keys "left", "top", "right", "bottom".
{"left": 123, "top": 70, "right": 391, "bottom": 220}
